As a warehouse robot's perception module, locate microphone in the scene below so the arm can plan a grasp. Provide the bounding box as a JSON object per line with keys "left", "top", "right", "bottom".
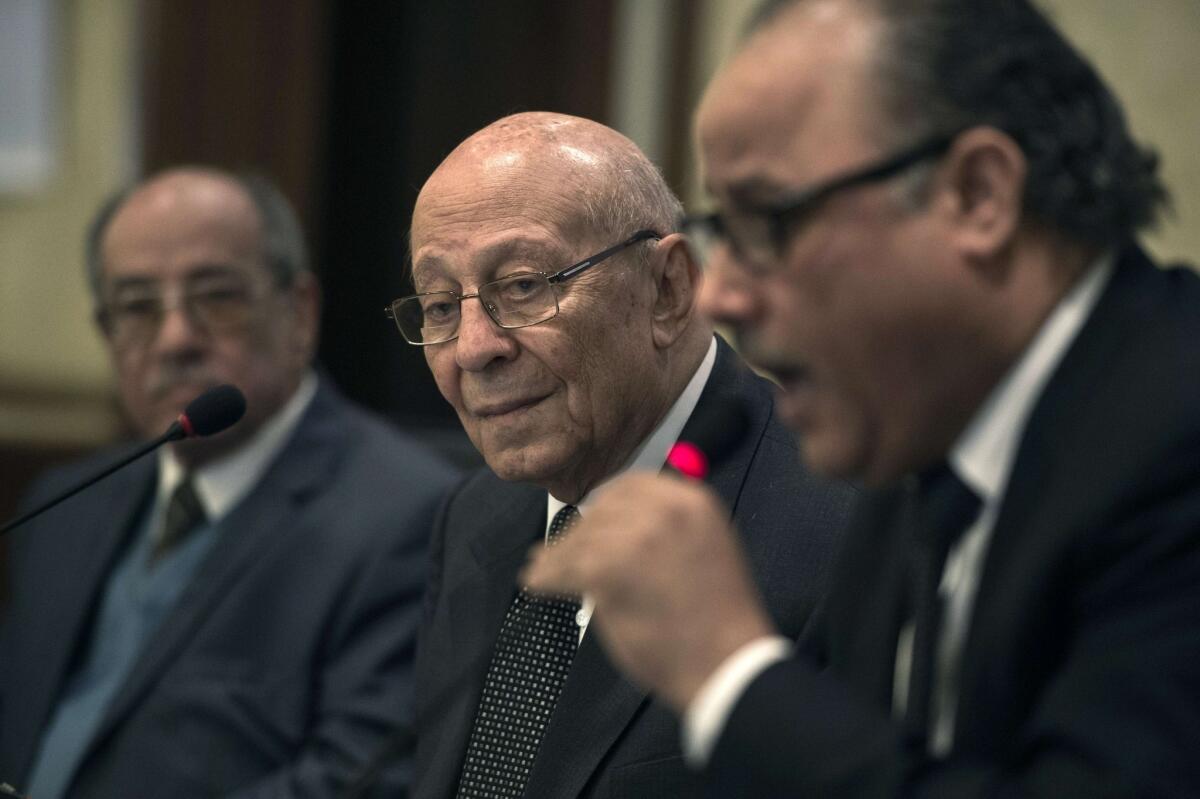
{"left": 165, "top": 383, "right": 248, "bottom": 440}
{"left": 666, "top": 394, "right": 751, "bottom": 480}
{"left": 0, "top": 384, "right": 246, "bottom": 536}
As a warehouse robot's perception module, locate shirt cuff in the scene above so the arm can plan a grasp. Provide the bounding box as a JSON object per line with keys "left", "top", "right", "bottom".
{"left": 681, "top": 635, "right": 793, "bottom": 767}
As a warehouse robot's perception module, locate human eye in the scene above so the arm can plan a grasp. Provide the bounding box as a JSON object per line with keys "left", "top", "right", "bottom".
{"left": 111, "top": 292, "right": 161, "bottom": 320}
{"left": 496, "top": 273, "right": 548, "bottom": 303}
{"left": 420, "top": 294, "right": 460, "bottom": 323}
{"left": 194, "top": 282, "right": 250, "bottom": 306}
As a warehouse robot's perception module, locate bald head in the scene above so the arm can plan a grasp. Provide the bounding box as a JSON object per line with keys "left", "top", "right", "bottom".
{"left": 415, "top": 112, "right": 681, "bottom": 252}
{"left": 410, "top": 112, "right": 708, "bottom": 502}
{"left": 87, "top": 166, "right": 311, "bottom": 307}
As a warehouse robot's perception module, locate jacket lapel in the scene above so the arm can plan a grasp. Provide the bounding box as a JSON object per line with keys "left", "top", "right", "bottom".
{"left": 5, "top": 455, "right": 155, "bottom": 780}
{"left": 526, "top": 632, "right": 646, "bottom": 797}
{"left": 83, "top": 383, "right": 344, "bottom": 754}
{"left": 954, "top": 246, "right": 1154, "bottom": 743}
{"left": 420, "top": 482, "right": 546, "bottom": 799}
{"left": 524, "top": 338, "right": 776, "bottom": 797}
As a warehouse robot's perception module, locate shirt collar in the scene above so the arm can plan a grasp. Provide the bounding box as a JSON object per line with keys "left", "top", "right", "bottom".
{"left": 949, "top": 253, "right": 1114, "bottom": 506}
{"left": 158, "top": 371, "right": 319, "bottom": 521}
{"left": 547, "top": 336, "right": 718, "bottom": 531}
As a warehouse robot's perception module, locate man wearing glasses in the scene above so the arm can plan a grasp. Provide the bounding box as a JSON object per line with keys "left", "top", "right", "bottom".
{"left": 0, "top": 167, "right": 458, "bottom": 798}
{"left": 401, "top": 111, "right": 855, "bottom": 798}
{"left": 526, "top": 0, "right": 1200, "bottom": 797}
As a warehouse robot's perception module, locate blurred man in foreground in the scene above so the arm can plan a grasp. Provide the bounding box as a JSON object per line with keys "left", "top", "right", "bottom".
{"left": 0, "top": 167, "right": 458, "bottom": 798}
{"left": 526, "top": 1, "right": 1200, "bottom": 796}
{"left": 402, "top": 111, "right": 854, "bottom": 797}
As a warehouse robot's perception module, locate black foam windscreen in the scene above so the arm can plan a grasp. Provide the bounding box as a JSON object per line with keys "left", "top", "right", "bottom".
{"left": 182, "top": 384, "right": 247, "bottom": 437}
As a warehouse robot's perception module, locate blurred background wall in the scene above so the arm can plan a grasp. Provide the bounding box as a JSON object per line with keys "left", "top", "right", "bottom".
{"left": 2, "top": 0, "right": 1198, "bottom": 523}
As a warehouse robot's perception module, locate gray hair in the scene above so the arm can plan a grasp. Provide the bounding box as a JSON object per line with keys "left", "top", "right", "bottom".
{"left": 84, "top": 168, "right": 311, "bottom": 301}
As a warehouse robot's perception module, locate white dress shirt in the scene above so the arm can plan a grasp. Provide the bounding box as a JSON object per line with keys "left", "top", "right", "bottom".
{"left": 683, "top": 254, "right": 1115, "bottom": 765}
{"left": 545, "top": 337, "right": 718, "bottom": 640}
{"left": 153, "top": 372, "right": 318, "bottom": 534}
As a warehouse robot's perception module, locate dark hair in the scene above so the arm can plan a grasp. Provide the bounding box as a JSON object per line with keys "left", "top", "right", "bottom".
{"left": 84, "top": 167, "right": 311, "bottom": 301}
{"left": 749, "top": 0, "right": 1168, "bottom": 247}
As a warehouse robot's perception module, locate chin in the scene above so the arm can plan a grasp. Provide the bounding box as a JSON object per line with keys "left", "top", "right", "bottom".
{"left": 170, "top": 426, "right": 252, "bottom": 467}
{"left": 481, "top": 440, "right": 569, "bottom": 488}
{"left": 800, "top": 433, "right": 866, "bottom": 482}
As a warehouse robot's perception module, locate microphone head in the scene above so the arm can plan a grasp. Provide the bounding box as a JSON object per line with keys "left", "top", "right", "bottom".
{"left": 176, "top": 384, "right": 247, "bottom": 439}
{"left": 667, "top": 394, "right": 750, "bottom": 480}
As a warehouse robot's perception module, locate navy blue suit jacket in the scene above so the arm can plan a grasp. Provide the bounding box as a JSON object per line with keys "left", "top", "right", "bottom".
{"left": 704, "top": 246, "right": 1200, "bottom": 798}
{"left": 0, "top": 380, "right": 459, "bottom": 797}
{"left": 412, "top": 338, "right": 857, "bottom": 798}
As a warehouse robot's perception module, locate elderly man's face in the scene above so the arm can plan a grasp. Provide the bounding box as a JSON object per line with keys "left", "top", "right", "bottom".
{"left": 98, "top": 171, "right": 317, "bottom": 464}
{"left": 696, "top": 2, "right": 971, "bottom": 485}
{"left": 412, "top": 150, "right": 667, "bottom": 501}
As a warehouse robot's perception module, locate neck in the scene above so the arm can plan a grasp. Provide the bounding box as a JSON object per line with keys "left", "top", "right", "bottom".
{"left": 544, "top": 330, "right": 713, "bottom": 504}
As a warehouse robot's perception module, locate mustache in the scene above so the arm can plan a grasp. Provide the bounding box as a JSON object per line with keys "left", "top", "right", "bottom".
{"left": 144, "top": 361, "right": 220, "bottom": 402}
{"left": 733, "top": 333, "right": 805, "bottom": 382}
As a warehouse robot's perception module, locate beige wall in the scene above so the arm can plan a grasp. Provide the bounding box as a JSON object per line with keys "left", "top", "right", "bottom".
{"left": 1041, "top": 0, "right": 1200, "bottom": 264}
{"left": 685, "top": 0, "right": 1200, "bottom": 264}
{"left": 0, "top": 0, "right": 137, "bottom": 445}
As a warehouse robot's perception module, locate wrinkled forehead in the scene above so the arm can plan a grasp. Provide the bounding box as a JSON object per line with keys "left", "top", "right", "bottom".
{"left": 411, "top": 144, "right": 609, "bottom": 282}
{"left": 101, "top": 173, "right": 267, "bottom": 281}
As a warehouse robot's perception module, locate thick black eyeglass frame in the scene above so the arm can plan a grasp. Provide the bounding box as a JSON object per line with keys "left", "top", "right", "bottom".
{"left": 385, "top": 228, "right": 661, "bottom": 345}
{"left": 682, "top": 132, "right": 959, "bottom": 257}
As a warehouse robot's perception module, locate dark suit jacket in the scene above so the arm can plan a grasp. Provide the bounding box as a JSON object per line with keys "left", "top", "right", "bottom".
{"left": 705, "top": 246, "right": 1200, "bottom": 798}
{"left": 0, "top": 380, "right": 460, "bottom": 797}
{"left": 413, "top": 338, "right": 857, "bottom": 798}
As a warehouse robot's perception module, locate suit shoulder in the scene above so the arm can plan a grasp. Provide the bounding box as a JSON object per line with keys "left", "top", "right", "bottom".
{"left": 322, "top": 397, "right": 460, "bottom": 484}
{"left": 19, "top": 443, "right": 146, "bottom": 504}
{"left": 439, "top": 467, "right": 535, "bottom": 517}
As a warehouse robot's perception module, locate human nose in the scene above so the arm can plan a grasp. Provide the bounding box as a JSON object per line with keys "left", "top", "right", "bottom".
{"left": 152, "top": 291, "right": 207, "bottom": 354}
{"left": 454, "top": 296, "right": 518, "bottom": 371}
{"left": 698, "top": 245, "right": 761, "bottom": 328}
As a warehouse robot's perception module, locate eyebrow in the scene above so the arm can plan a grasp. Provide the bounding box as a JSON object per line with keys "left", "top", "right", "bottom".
{"left": 104, "top": 264, "right": 252, "bottom": 293}
{"left": 725, "top": 177, "right": 794, "bottom": 208}
{"left": 412, "top": 235, "right": 567, "bottom": 288}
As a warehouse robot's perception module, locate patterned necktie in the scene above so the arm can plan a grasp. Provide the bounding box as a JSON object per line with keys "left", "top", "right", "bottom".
{"left": 150, "top": 476, "right": 207, "bottom": 562}
{"left": 456, "top": 504, "right": 582, "bottom": 799}
{"left": 903, "top": 462, "right": 980, "bottom": 748}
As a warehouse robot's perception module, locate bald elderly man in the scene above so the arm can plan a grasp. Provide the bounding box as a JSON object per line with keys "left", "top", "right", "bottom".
{"left": 397, "top": 112, "right": 855, "bottom": 798}
{"left": 0, "top": 167, "right": 458, "bottom": 798}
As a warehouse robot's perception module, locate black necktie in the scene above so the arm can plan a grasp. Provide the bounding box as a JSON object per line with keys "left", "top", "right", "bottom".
{"left": 456, "top": 504, "right": 582, "bottom": 799}
{"left": 903, "top": 462, "right": 981, "bottom": 748}
{"left": 151, "top": 476, "right": 206, "bottom": 562}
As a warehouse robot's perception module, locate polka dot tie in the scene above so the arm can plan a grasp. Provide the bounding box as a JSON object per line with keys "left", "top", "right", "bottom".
{"left": 456, "top": 504, "right": 582, "bottom": 798}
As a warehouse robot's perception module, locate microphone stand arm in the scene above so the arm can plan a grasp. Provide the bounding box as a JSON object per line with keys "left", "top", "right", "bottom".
{"left": 0, "top": 424, "right": 183, "bottom": 536}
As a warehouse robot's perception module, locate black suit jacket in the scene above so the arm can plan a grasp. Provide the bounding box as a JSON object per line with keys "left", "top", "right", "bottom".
{"left": 0, "top": 380, "right": 460, "bottom": 797}
{"left": 413, "top": 338, "right": 857, "bottom": 798}
{"left": 705, "top": 246, "right": 1200, "bottom": 798}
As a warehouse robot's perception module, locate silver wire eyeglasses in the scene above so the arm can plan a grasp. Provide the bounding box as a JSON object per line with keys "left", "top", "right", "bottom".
{"left": 386, "top": 229, "right": 661, "bottom": 345}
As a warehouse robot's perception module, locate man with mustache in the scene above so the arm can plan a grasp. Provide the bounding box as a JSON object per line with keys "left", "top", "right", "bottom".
{"left": 0, "top": 167, "right": 458, "bottom": 798}
{"left": 402, "top": 111, "right": 855, "bottom": 797}
{"left": 525, "top": 0, "right": 1200, "bottom": 796}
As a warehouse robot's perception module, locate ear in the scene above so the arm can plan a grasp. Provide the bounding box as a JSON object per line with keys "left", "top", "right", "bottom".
{"left": 935, "top": 127, "right": 1026, "bottom": 261}
{"left": 649, "top": 233, "right": 701, "bottom": 349}
{"left": 286, "top": 271, "right": 321, "bottom": 361}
